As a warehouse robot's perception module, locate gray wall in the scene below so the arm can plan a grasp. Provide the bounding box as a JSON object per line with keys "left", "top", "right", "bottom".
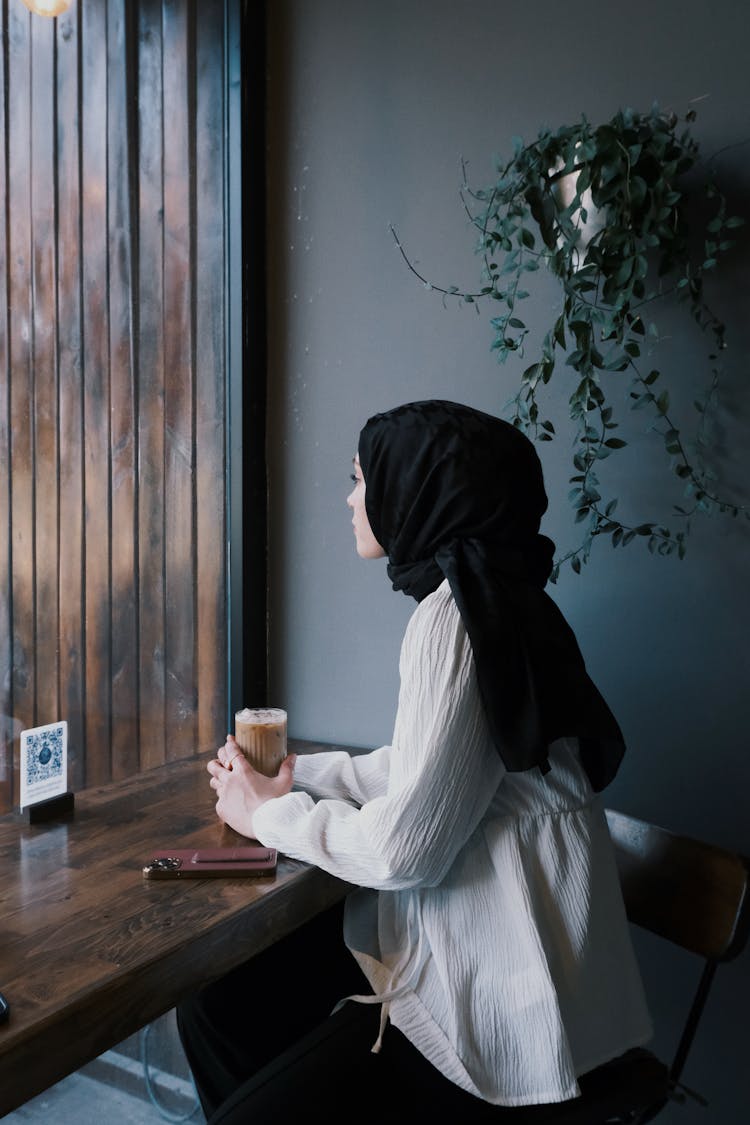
{"left": 266, "top": 3, "right": 750, "bottom": 1120}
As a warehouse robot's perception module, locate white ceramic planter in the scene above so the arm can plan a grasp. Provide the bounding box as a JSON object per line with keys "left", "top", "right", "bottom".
{"left": 549, "top": 159, "right": 606, "bottom": 266}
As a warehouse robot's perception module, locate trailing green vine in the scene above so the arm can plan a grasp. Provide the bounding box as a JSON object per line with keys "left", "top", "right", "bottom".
{"left": 391, "top": 105, "right": 746, "bottom": 579}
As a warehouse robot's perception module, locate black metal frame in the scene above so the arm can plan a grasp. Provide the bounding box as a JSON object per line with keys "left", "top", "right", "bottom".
{"left": 226, "top": 0, "right": 268, "bottom": 725}
{"left": 240, "top": 0, "right": 268, "bottom": 709}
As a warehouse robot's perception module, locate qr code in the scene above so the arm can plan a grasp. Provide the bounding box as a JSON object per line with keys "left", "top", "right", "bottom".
{"left": 24, "top": 725, "right": 64, "bottom": 786}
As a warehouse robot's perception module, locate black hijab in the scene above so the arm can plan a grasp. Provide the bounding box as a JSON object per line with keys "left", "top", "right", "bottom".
{"left": 357, "top": 399, "right": 624, "bottom": 792}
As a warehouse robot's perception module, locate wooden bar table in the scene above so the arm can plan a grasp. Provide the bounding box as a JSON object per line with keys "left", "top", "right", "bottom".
{"left": 0, "top": 740, "right": 353, "bottom": 1117}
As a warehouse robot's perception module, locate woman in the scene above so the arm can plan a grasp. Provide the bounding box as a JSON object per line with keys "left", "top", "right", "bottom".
{"left": 178, "top": 400, "right": 652, "bottom": 1123}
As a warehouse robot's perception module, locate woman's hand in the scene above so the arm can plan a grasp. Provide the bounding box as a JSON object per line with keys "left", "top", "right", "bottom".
{"left": 207, "top": 735, "right": 297, "bottom": 838}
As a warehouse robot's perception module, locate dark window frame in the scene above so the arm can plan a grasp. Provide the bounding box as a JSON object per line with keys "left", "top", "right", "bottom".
{"left": 226, "top": 0, "right": 268, "bottom": 723}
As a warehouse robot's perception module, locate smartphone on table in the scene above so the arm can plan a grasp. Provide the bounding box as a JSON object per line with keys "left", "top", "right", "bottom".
{"left": 143, "top": 846, "right": 277, "bottom": 879}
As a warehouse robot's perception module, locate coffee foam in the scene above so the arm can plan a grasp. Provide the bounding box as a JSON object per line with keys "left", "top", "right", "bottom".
{"left": 235, "top": 707, "right": 286, "bottom": 725}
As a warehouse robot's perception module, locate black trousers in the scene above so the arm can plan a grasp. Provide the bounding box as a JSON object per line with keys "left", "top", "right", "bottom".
{"left": 176, "top": 902, "right": 584, "bottom": 1125}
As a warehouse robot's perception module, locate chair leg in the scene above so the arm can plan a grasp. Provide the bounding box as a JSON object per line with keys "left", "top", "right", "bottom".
{"left": 669, "top": 961, "right": 716, "bottom": 1092}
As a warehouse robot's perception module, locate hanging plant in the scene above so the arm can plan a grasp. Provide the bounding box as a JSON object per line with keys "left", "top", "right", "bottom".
{"left": 391, "top": 105, "right": 746, "bottom": 579}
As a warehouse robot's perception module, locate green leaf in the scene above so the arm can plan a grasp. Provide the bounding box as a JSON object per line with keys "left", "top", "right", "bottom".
{"left": 576, "top": 164, "right": 591, "bottom": 194}
{"left": 614, "top": 257, "right": 634, "bottom": 285}
{"left": 629, "top": 176, "right": 647, "bottom": 207}
{"left": 604, "top": 353, "right": 629, "bottom": 372}
{"left": 604, "top": 437, "right": 627, "bottom": 448}
{"left": 633, "top": 255, "right": 649, "bottom": 280}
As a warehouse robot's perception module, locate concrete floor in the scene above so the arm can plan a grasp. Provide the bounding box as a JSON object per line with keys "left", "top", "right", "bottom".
{"left": 2, "top": 1070, "right": 204, "bottom": 1124}
{"left": 3, "top": 1012, "right": 206, "bottom": 1124}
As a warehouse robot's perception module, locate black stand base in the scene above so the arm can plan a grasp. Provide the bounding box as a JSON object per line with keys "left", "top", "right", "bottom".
{"left": 27, "top": 791, "right": 75, "bottom": 824}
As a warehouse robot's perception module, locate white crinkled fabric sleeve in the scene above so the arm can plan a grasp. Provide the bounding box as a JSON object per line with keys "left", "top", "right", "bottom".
{"left": 291, "top": 744, "right": 391, "bottom": 806}
{"left": 252, "top": 585, "right": 505, "bottom": 890}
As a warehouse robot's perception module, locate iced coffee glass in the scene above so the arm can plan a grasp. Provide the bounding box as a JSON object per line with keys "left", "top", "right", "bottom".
{"left": 234, "top": 707, "right": 287, "bottom": 777}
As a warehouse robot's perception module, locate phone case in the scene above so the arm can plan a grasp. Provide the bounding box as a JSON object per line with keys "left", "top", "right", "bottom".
{"left": 143, "top": 846, "right": 277, "bottom": 879}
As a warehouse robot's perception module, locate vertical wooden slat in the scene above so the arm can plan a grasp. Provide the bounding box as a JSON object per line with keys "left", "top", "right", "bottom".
{"left": 162, "top": 0, "right": 196, "bottom": 760}
{"left": 31, "top": 13, "right": 59, "bottom": 731}
{"left": 0, "top": 2, "right": 13, "bottom": 809}
{"left": 137, "top": 0, "right": 167, "bottom": 769}
{"left": 81, "top": 0, "right": 112, "bottom": 785}
{"left": 7, "top": 6, "right": 35, "bottom": 807}
{"left": 56, "top": 0, "right": 85, "bottom": 793}
{"left": 108, "top": 0, "right": 139, "bottom": 780}
{"left": 195, "top": 0, "right": 227, "bottom": 751}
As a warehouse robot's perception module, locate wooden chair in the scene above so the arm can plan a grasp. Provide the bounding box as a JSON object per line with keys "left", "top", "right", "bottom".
{"left": 460, "top": 809, "right": 750, "bottom": 1123}
{"left": 596, "top": 808, "right": 750, "bottom": 1122}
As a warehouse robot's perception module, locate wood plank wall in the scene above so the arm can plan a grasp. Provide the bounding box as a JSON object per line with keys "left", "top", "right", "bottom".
{"left": 0, "top": 0, "right": 230, "bottom": 813}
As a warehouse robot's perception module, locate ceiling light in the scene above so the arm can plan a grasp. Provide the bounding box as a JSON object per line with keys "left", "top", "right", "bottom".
{"left": 20, "top": 0, "right": 73, "bottom": 17}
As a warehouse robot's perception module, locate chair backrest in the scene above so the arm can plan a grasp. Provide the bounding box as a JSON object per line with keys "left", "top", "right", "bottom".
{"left": 605, "top": 808, "right": 750, "bottom": 1101}
{"left": 605, "top": 808, "right": 750, "bottom": 961}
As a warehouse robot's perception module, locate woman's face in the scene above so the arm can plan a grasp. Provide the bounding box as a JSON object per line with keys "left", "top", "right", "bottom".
{"left": 347, "top": 455, "right": 386, "bottom": 559}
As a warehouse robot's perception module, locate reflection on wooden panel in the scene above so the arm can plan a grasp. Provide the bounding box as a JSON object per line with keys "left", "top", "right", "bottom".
{"left": 195, "top": 0, "right": 228, "bottom": 753}
{"left": 0, "top": 0, "right": 229, "bottom": 813}
{"left": 0, "top": 0, "right": 10, "bottom": 812}
{"left": 56, "top": 0, "right": 85, "bottom": 796}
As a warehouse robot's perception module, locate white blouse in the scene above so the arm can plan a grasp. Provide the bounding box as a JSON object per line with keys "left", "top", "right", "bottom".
{"left": 253, "top": 580, "right": 652, "bottom": 1107}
